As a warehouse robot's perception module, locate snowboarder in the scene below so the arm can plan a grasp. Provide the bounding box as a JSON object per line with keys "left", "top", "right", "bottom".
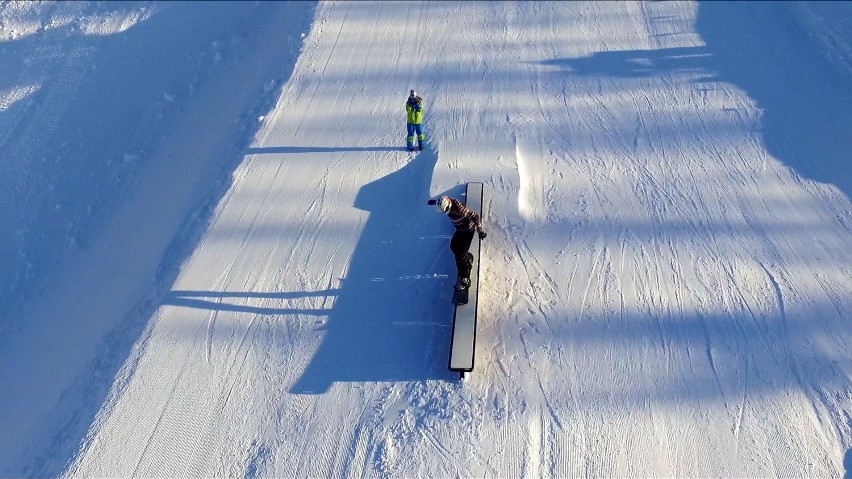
{"left": 427, "top": 195, "right": 487, "bottom": 291}
{"left": 406, "top": 90, "right": 425, "bottom": 151}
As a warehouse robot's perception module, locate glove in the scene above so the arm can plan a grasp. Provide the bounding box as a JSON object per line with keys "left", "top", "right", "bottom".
{"left": 478, "top": 230, "right": 487, "bottom": 240}
{"left": 427, "top": 199, "right": 437, "bottom": 206}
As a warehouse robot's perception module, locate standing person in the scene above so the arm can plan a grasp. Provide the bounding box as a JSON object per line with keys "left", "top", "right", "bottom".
{"left": 406, "top": 89, "right": 425, "bottom": 151}
{"left": 427, "top": 195, "right": 487, "bottom": 291}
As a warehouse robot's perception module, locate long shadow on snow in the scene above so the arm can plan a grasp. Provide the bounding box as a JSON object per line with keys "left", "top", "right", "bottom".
{"left": 0, "top": 2, "right": 318, "bottom": 477}
{"left": 539, "top": 45, "right": 713, "bottom": 79}
{"left": 695, "top": 1, "right": 852, "bottom": 202}
{"left": 542, "top": 2, "right": 852, "bottom": 202}
{"left": 164, "top": 290, "right": 337, "bottom": 316}
{"left": 248, "top": 146, "right": 408, "bottom": 154}
{"left": 291, "top": 145, "right": 459, "bottom": 394}
{"left": 845, "top": 448, "right": 852, "bottom": 479}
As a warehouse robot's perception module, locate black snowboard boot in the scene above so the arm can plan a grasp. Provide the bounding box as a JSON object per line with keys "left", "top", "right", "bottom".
{"left": 454, "top": 277, "right": 471, "bottom": 291}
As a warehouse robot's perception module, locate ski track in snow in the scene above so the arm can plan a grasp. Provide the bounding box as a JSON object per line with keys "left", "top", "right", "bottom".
{"left": 0, "top": 1, "right": 851, "bottom": 477}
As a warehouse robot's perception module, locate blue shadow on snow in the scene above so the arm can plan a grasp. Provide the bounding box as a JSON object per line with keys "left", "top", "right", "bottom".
{"left": 541, "top": 1, "right": 852, "bottom": 203}
{"left": 247, "top": 146, "right": 408, "bottom": 154}
{"left": 290, "top": 144, "right": 459, "bottom": 394}
{"left": 0, "top": 2, "right": 318, "bottom": 478}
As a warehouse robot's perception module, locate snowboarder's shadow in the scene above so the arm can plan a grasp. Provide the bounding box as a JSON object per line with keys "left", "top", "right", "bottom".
{"left": 291, "top": 145, "right": 461, "bottom": 394}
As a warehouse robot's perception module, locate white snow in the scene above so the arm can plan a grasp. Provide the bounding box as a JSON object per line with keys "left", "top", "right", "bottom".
{"left": 1, "top": 1, "right": 851, "bottom": 477}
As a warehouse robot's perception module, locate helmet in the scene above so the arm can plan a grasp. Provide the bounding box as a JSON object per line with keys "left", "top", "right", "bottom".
{"left": 410, "top": 89, "right": 417, "bottom": 98}
{"left": 436, "top": 196, "right": 451, "bottom": 214}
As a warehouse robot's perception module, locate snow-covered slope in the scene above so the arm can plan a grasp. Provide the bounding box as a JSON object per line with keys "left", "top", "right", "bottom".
{"left": 1, "top": 1, "right": 851, "bottom": 477}
{"left": 0, "top": 2, "right": 315, "bottom": 476}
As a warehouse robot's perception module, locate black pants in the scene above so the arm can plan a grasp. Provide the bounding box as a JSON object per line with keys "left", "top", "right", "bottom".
{"left": 449, "top": 230, "right": 474, "bottom": 279}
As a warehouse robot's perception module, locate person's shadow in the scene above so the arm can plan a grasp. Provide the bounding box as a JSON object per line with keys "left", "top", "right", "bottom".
{"left": 291, "top": 145, "right": 458, "bottom": 393}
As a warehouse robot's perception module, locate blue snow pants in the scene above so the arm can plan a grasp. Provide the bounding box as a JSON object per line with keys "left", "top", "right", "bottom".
{"left": 407, "top": 123, "right": 424, "bottom": 150}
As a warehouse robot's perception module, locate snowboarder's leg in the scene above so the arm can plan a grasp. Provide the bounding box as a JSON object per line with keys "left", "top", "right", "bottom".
{"left": 415, "top": 123, "right": 425, "bottom": 150}
{"left": 454, "top": 252, "right": 473, "bottom": 292}
{"left": 406, "top": 124, "right": 416, "bottom": 151}
{"left": 450, "top": 230, "right": 475, "bottom": 280}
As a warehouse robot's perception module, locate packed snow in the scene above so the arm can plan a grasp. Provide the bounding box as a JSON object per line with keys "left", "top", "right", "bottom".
{"left": 1, "top": 1, "right": 851, "bottom": 477}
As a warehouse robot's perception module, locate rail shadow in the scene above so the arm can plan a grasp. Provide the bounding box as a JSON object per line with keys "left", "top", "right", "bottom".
{"left": 164, "top": 290, "right": 337, "bottom": 316}
{"left": 248, "top": 146, "right": 406, "bottom": 154}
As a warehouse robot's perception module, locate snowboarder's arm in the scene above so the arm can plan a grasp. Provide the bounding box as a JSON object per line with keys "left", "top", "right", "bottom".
{"left": 457, "top": 201, "right": 486, "bottom": 236}
{"left": 472, "top": 213, "right": 483, "bottom": 231}
{"left": 471, "top": 212, "right": 486, "bottom": 239}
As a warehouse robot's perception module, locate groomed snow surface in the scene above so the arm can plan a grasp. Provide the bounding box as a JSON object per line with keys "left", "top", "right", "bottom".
{"left": 1, "top": 1, "right": 851, "bottom": 477}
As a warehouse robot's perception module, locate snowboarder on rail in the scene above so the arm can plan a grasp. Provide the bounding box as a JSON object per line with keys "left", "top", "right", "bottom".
{"left": 406, "top": 89, "right": 425, "bottom": 151}
{"left": 427, "top": 195, "right": 487, "bottom": 291}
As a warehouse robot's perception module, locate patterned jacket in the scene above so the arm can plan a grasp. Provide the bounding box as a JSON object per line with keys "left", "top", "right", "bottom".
{"left": 447, "top": 198, "right": 483, "bottom": 233}
{"left": 406, "top": 97, "right": 423, "bottom": 124}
